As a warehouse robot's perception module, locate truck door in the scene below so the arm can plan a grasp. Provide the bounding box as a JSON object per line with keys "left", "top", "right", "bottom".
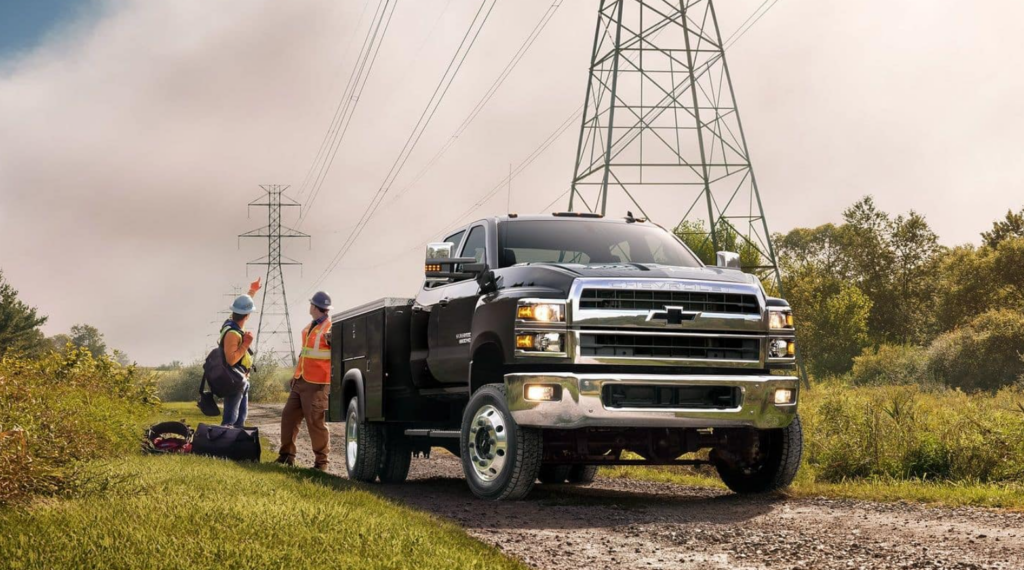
{"left": 429, "top": 224, "right": 487, "bottom": 384}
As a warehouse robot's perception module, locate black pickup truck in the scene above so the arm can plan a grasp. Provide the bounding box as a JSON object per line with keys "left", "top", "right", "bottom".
{"left": 326, "top": 213, "right": 801, "bottom": 500}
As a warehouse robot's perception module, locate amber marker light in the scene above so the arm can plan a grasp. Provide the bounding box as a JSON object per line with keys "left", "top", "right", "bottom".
{"left": 516, "top": 334, "right": 535, "bottom": 349}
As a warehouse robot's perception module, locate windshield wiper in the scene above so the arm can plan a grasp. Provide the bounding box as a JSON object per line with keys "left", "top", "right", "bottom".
{"left": 627, "top": 263, "right": 651, "bottom": 271}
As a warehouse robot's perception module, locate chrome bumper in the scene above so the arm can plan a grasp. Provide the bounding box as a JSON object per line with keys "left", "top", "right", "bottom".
{"left": 505, "top": 373, "right": 798, "bottom": 430}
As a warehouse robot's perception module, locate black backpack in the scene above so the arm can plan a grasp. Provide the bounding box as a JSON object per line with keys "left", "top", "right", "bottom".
{"left": 201, "top": 322, "right": 248, "bottom": 399}
{"left": 192, "top": 423, "right": 261, "bottom": 462}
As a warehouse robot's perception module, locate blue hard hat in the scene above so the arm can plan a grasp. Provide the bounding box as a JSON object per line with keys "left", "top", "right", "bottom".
{"left": 230, "top": 295, "right": 256, "bottom": 315}
{"left": 310, "top": 291, "right": 332, "bottom": 311}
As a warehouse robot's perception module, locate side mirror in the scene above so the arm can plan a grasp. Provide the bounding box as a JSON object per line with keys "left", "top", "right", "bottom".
{"left": 716, "top": 251, "right": 741, "bottom": 270}
{"left": 425, "top": 242, "right": 481, "bottom": 281}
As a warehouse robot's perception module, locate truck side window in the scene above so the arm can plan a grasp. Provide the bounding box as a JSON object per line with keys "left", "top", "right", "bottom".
{"left": 460, "top": 226, "right": 486, "bottom": 263}
{"left": 446, "top": 230, "right": 466, "bottom": 253}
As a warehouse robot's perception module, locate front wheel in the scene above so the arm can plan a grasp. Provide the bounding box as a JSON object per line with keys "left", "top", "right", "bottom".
{"left": 715, "top": 414, "right": 803, "bottom": 494}
{"left": 460, "top": 384, "right": 542, "bottom": 500}
{"left": 345, "top": 397, "right": 383, "bottom": 482}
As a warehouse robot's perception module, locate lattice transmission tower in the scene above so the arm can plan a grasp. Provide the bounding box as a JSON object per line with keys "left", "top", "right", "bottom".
{"left": 569, "top": 0, "right": 781, "bottom": 287}
{"left": 239, "top": 185, "right": 310, "bottom": 366}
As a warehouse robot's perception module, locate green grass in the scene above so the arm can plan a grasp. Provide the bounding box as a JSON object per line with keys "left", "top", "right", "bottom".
{"left": 0, "top": 455, "right": 525, "bottom": 570}
{"left": 604, "top": 465, "right": 1024, "bottom": 511}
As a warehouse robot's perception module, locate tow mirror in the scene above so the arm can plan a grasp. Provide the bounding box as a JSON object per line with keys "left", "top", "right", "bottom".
{"left": 716, "top": 251, "right": 742, "bottom": 270}
{"left": 425, "top": 242, "right": 482, "bottom": 281}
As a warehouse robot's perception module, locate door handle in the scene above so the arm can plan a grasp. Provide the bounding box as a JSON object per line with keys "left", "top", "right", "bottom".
{"left": 439, "top": 298, "right": 450, "bottom": 307}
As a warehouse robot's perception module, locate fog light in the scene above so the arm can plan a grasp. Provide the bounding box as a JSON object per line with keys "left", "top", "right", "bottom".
{"left": 774, "top": 388, "right": 795, "bottom": 405}
{"left": 525, "top": 385, "right": 557, "bottom": 401}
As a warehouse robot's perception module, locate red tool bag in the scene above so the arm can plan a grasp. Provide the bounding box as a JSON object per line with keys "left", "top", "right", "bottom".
{"left": 143, "top": 421, "right": 194, "bottom": 454}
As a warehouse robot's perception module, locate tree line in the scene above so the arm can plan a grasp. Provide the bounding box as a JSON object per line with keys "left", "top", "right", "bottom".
{"left": 0, "top": 271, "right": 127, "bottom": 364}
{"left": 775, "top": 198, "right": 1023, "bottom": 389}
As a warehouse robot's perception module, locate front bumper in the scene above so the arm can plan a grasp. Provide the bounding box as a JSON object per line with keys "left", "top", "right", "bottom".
{"left": 505, "top": 373, "right": 798, "bottom": 430}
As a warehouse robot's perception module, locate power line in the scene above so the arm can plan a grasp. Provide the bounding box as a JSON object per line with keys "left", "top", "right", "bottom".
{"left": 296, "top": 0, "right": 398, "bottom": 226}
{"left": 388, "top": 0, "right": 564, "bottom": 204}
{"left": 294, "top": 0, "right": 375, "bottom": 203}
{"left": 307, "top": 0, "right": 499, "bottom": 293}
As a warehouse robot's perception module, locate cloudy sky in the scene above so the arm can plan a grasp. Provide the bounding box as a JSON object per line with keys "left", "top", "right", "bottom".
{"left": 1, "top": 0, "right": 1021, "bottom": 365}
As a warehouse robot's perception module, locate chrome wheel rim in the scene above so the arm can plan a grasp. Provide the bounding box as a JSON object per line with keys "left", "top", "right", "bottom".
{"left": 468, "top": 405, "right": 509, "bottom": 482}
{"left": 346, "top": 408, "right": 358, "bottom": 468}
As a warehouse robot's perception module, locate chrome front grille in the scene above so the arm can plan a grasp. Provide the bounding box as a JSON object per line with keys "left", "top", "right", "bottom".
{"left": 579, "top": 332, "right": 760, "bottom": 362}
{"left": 579, "top": 288, "right": 760, "bottom": 315}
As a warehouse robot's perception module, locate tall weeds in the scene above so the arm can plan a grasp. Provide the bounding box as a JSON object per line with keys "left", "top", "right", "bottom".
{"left": 0, "top": 348, "right": 157, "bottom": 505}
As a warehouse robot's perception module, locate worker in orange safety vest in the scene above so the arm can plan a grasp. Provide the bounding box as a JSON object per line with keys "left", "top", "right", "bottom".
{"left": 276, "top": 291, "right": 333, "bottom": 470}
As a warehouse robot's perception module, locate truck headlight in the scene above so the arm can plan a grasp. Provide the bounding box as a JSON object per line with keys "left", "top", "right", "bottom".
{"left": 769, "top": 338, "right": 795, "bottom": 358}
{"left": 516, "top": 301, "right": 565, "bottom": 323}
{"left": 769, "top": 309, "right": 794, "bottom": 330}
{"left": 515, "top": 332, "right": 564, "bottom": 353}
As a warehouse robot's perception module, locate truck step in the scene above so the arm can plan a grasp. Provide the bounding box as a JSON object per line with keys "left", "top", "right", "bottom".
{"left": 404, "top": 429, "right": 461, "bottom": 439}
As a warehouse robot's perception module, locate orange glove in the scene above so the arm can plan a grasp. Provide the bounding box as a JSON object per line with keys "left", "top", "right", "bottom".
{"left": 242, "top": 331, "right": 254, "bottom": 346}
{"left": 248, "top": 277, "right": 261, "bottom": 297}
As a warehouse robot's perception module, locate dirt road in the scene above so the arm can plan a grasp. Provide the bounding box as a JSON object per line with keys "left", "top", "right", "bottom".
{"left": 247, "top": 404, "right": 1024, "bottom": 570}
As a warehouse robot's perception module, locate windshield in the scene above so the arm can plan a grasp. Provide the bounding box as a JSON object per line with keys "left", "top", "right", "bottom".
{"left": 498, "top": 220, "right": 702, "bottom": 268}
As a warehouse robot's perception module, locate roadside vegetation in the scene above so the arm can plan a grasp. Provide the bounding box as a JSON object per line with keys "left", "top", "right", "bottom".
{"left": 154, "top": 354, "right": 290, "bottom": 404}
{"left": 614, "top": 200, "right": 1024, "bottom": 509}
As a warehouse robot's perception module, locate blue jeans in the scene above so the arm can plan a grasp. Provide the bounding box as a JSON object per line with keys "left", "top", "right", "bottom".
{"left": 221, "top": 379, "right": 250, "bottom": 428}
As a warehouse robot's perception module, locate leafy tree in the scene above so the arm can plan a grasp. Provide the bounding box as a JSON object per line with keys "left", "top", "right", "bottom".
{"left": 981, "top": 207, "right": 1024, "bottom": 248}
{"left": 49, "top": 333, "right": 73, "bottom": 352}
{"left": 0, "top": 270, "right": 48, "bottom": 358}
{"left": 888, "top": 212, "right": 943, "bottom": 344}
{"left": 69, "top": 324, "right": 107, "bottom": 357}
{"left": 785, "top": 265, "right": 872, "bottom": 377}
{"left": 674, "top": 219, "right": 763, "bottom": 270}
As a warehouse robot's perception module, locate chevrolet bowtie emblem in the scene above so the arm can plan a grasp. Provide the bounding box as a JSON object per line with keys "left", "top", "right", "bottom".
{"left": 646, "top": 306, "right": 700, "bottom": 325}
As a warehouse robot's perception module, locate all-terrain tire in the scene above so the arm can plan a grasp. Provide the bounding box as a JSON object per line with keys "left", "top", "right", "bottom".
{"left": 566, "top": 465, "right": 599, "bottom": 485}
{"left": 460, "top": 384, "right": 542, "bottom": 501}
{"left": 716, "top": 414, "right": 803, "bottom": 494}
{"left": 345, "top": 397, "right": 383, "bottom": 482}
{"left": 378, "top": 434, "right": 412, "bottom": 484}
{"left": 538, "top": 465, "right": 571, "bottom": 484}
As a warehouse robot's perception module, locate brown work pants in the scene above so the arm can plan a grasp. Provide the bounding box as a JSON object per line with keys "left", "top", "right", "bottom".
{"left": 279, "top": 378, "right": 331, "bottom": 466}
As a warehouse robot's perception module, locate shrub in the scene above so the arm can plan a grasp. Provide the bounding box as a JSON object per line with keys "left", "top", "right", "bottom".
{"left": 849, "top": 344, "right": 930, "bottom": 386}
{"left": 156, "top": 360, "right": 204, "bottom": 402}
{"left": 925, "top": 309, "right": 1024, "bottom": 392}
{"left": 800, "top": 383, "right": 1024, "bottom": 483}
{"left": 0, "top": 348, "right": 157, "bottom": 505}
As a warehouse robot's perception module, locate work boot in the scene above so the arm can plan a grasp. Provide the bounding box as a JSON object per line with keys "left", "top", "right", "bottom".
{"left": 275, "top": 454, "right": 295, "bottom": 466}
{"left": 312, "top": 463, "right": 329, "bottom": 472}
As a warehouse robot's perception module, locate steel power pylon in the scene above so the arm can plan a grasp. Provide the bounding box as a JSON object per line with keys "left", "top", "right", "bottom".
{"left": 569, "top": 0, "right": 781, "bottom": 287}
{"left": 239, "top": 185, "right": 310, "bottom": 366}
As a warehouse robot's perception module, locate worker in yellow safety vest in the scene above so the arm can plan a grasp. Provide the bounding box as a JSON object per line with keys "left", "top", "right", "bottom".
{"left": 276, "top": 291, "right": 333, "bottom": 470}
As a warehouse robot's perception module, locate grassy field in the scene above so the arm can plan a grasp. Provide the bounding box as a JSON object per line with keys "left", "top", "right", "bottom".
{"left": 0, "top": 455, "right": 523, "bottom": 570}
{"left": 604, "top": 383, "right": 1024, "bottom": 511}
{"left": 0, "top": 400, "right": 524, "bottom": 570}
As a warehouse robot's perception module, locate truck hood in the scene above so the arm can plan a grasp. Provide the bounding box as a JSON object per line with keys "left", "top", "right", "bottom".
{"left": 521, "top": 263, "right": 755, "bottom": 285}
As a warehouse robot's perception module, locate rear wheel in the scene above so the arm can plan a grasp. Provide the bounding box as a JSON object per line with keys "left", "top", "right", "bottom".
{"left": 537, "top": 465, "right": 571, "bottom": 484}
{"left": 715, "top": 415, "right": 803, "bottom": 494}
{"left": 378, "top": 433, "right": 412, "bottom": 484}
{"left": 567, "top": 465, "right": 599, "bottom": 485}
{"left": 345, "top": 397, "right": 383, "bottom": 482}
{"left": 460, "top": 384, "right": 542, "bottom": 501}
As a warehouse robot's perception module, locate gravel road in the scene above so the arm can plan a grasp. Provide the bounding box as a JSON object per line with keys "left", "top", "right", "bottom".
{"left": 247, "top": 404, "right": 1024, "bottom": 570}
